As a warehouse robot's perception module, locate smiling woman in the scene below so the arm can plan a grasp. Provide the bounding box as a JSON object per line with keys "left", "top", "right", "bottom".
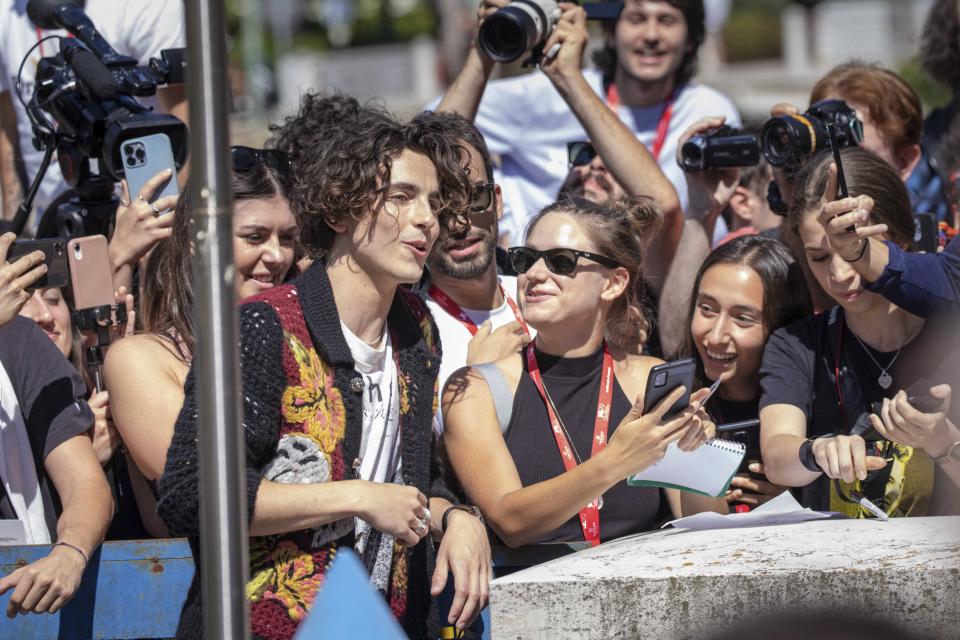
{"left": 441, "top": 197, "right": 726, "bottom": 565}
{"left": 102, "top": 149, "right": 297, "bottom": 537}
{"left": 683, "top": 235, "right": 811, "bottom": 508}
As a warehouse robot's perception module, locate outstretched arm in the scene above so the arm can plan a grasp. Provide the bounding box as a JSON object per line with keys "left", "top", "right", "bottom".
{"left": 539, "top": 4, "right": 681, "bottom": 283}
{"left": 435, "top": 1, "right": 507, "bottom": 120}
{"left": 0, "top": 436, "right": 112, "bottom": 617}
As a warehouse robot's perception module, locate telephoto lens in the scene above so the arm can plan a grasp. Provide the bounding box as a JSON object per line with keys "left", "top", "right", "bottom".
{"left": 478, "top": 0, "right": 561, "bottom": 63}
{"left": 760, "top": 99, "right": 863, "bottom": 167}
{"left": 679, "top": 126, "right": 760, "bottom": 171}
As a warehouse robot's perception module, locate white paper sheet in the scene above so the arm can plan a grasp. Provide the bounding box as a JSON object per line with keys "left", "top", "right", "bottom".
{"left": 663, "top": 490, "right": 832, "bottom": 530}
{"left": 0, "top": 519, "right": 26, "bottom": 545}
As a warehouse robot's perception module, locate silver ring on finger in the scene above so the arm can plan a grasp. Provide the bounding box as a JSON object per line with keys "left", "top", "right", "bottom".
{"left": 150, "top": 203, "right": 161, "bottom": 217}
{"left": 416, "top": 519, "right": 428, "bottom": 536}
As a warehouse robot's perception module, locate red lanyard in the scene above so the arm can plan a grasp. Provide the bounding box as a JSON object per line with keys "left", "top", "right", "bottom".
{"left": 525, "top": 342, "right": 614, "bottom": 546}
{"left": 606, "top": 83, "right": 674, "bottom": 162}
{"left": 428, "top": 284, "right": 529, "bottom": 337}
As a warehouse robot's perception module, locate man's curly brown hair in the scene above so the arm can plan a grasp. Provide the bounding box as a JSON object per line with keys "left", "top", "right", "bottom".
{"left": 282, "top": 94, "right": 470, "bottom": 257}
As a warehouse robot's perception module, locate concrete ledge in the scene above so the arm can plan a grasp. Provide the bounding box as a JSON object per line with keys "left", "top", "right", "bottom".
{"left": 490, "top": 516, "right": 960, "bottom": 639}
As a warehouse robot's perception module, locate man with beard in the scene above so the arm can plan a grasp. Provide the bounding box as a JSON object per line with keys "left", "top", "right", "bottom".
{"left": 413, "top": 111, "right": 532, "bottom": 436}
{"left": 435, "top": 0, "right": 739, "bottom": 246}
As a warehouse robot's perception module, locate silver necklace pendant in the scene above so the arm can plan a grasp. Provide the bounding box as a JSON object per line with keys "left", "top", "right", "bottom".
{"left": 878, "top": 371, "right": 893, "bottom": 389}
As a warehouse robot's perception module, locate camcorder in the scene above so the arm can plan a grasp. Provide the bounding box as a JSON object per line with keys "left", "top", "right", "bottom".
{"left": 12, "top": 0, "right": 189, "bottom": 239}
{"left": 679, "top": 126, "right": 760, "bottom": 172}
{"left": 478, "top": 0, "right": 622, "bottom": 65}
{"left": 679, "top": 100, "right": 863, "bottom": 173}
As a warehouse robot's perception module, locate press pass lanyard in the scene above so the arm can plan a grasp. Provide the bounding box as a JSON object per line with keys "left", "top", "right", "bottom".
{"left": 605, "top": 83, "right": 674, "bottom": 162}
{"left": 525, "top": 342, "right": 614, "bottom": 546}
{"left": 428, "top": 284, "right": 529, "bottom": 337}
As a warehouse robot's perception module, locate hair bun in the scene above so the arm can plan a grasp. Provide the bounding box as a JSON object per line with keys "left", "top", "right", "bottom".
{"left": 607, "top": 195, "right": 663, "bottom": 247}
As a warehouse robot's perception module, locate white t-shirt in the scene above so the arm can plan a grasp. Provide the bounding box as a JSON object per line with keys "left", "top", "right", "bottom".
{"left": 0, "top": 0, "right": 186, "bottom": 214}
{"left": 340, "top": 321, "right": 401, "bottom": 553}
{"left": 461, "top": 68, "right": 741, "bottom": 245}
{"left": 427, "top": 275, "right": 534, "bottom": 435}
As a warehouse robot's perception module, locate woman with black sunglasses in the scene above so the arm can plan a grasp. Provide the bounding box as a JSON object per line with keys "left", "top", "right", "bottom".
{"left": 102, "top": 147, "right": 298, "bottom": 536}
{"left": 441, "top": 197, "right": 724, "bottom": 559}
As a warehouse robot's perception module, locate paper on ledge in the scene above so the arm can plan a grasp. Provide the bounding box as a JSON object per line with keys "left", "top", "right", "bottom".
{"left": 663, "top": 490, "right": 831, "bottom": 530}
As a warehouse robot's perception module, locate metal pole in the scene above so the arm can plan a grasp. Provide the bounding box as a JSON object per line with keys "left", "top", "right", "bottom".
{"left": 184, "top": 1, "right": 250, "bottom": 639}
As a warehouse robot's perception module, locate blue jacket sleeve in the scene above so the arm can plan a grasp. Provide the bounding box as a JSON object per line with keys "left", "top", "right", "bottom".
{"left": 863, "top": 236, "right": 960, "bottom": 318}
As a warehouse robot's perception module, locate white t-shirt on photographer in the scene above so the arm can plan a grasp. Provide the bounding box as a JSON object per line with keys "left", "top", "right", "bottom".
{"left": 431, "top": 68, "right": 741, "bottom": 245}
{"left": 0, "top": 0, "right": 186, "bottom": 215}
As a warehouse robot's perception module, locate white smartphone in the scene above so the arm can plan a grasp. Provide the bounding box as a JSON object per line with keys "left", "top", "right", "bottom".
{"left": 121, "top": 133, "right": 180, "bottom": 206}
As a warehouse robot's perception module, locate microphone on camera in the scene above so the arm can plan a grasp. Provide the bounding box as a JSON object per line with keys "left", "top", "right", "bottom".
{"left": 62, "top": 42, "right": 119, "bottom": 101}
{"left": 26, "top": 0, "right": 84, "bottom": 31}
{"left": 27, "top": 0, "right": 134, "bottom": 68}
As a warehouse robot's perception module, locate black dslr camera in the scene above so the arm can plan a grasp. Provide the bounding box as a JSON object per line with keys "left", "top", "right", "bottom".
{"left": 760, "top": 99, "right": 863, "bottom": 167}
{"left": 679, "top": 126, "right": 760, "bottom": 172}
{"left": 478, "top": 0, "right": 622, "bottom": 65}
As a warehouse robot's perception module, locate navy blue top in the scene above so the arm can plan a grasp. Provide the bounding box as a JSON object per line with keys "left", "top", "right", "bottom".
{"left": 864, "top": 235, "right": 960, "bottom": 318}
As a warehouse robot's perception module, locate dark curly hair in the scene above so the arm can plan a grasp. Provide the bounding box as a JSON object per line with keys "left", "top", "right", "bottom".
{"left": 591, "top": 0, "right": 705, "bottom": 89}
{"left": 286, "top": 95, "right": 470, "bottom": 257}
{"left": 267, "top": 92, "right": 394, "bottom": 161}
{"left": 411, "top": 110, "right": 494, "bottom": 184}
{"left": 920, "top": 0, "right": 960, "bottom": 90}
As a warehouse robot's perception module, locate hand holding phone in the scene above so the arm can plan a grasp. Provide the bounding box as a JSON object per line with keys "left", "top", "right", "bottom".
{"left": 606, "top": 384, "right": 701, "bottom": 479}
{"left": 641, "top": 358, "right": 696, "bottom": 419}
{"left": 1, "top": 233, "right": 52, "bottom": 326}
{"left": 5, "top": 236, "right": 68, "bottom": 291}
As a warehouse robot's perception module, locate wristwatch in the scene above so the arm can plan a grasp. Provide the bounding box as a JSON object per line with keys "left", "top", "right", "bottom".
{"left": 933, "top": 441, "right": 960, "bottom": 466}
{"left": 799, "top": 434, "right": 835, "bottom": 473}
{"left": 441, "top": 504, "right": 483, "bottom": 533}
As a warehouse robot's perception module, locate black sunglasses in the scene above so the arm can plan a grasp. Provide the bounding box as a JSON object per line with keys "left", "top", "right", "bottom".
{"left": 567, "top": 141, "right": 597, "bottom": 168}
{"left": 231, "top": 146, "right": 293, "bottom": 176}
{"left": 469, "top": 181, "right": 496, "bottom": 214}
{"left": 508, "top": 246, "right": 620, "bottom": 276}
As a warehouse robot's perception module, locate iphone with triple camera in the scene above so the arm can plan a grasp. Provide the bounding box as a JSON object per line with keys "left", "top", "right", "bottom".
{"left": 121, "top": 133, "right": 180, "bottom": 205}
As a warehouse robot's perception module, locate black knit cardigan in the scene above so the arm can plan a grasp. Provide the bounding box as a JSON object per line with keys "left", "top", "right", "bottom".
{"left": 157, "top": 262, "right": 456, "bottom": 639}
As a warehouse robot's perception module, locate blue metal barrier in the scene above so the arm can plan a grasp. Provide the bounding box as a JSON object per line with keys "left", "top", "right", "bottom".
{"left": 0, "top": 539, "right": 193, "bottom": 639}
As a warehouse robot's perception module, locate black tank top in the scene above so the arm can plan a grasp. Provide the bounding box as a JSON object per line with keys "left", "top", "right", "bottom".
{"left": 505, "top": 345, "right": 664, "bottom": 543}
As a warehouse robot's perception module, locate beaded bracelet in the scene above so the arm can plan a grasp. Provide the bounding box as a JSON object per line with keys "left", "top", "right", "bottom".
{"left": 53, "top": 541, "right": 88, "bottom": 566}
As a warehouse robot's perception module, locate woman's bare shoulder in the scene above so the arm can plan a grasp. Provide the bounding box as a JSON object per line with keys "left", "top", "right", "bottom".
{"left": 105, "top": 333, "right": 189, "bottom": 383}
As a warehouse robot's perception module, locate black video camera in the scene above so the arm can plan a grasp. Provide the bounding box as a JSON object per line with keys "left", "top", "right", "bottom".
{"left": 759, "top": 99, "right": 863, "bottom": 168}
{"left": 478, "top": 1, "right": 622, "bottom": 66}
{"left": 679, "top": 126, "right": 760, "bottom": 172}
{"left": 13, "top": 0, "right": 188, "bottom": 238}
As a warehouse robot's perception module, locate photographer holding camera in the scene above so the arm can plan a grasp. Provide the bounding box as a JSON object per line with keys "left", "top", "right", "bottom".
{"left": 0, "top": 232, "right": 113, "bottom": 617}
{"left": 437, "top": 0, "right": 739, "bottom": 246}
{"left": 0, "top": 0, "right": 187, "bottom": 225}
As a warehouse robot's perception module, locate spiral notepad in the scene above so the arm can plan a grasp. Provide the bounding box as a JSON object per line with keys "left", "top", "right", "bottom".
{"left": 626, "top": 439, "right": 746, "bottom": 497}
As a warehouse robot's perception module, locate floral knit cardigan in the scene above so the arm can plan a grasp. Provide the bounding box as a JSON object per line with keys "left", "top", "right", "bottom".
{"left": 158, "top": 263, "right": 455, "bottom": 640}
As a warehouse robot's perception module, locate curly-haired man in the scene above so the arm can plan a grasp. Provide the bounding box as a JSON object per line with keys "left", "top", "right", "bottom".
{"left": 158, "top": 96, "right": 490, "bottom": 640}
